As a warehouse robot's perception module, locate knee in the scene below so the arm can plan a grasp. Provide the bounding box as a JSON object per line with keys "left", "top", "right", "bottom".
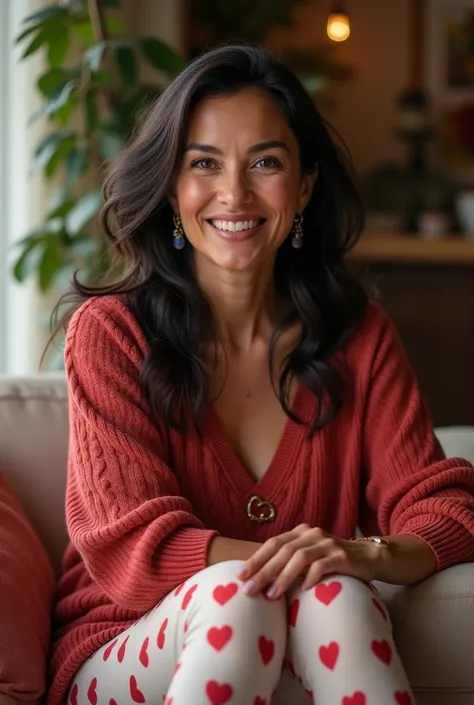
{"left": 195, "top": 559, "right": 248, "bottom": 586}
{"left": 295, "top": 574, "right": 383, "bottom": 618}
{"left": 186, "top": 560, "right": 287, "bottom": 629}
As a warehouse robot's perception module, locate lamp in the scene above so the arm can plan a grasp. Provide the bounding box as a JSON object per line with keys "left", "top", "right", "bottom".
{"left": 327, "top": 1, "right": 350, "bottom": 42}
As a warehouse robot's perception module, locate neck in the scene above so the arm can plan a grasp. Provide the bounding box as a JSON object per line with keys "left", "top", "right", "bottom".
{"left": 195, "top": 255, "right": 281, "bottom": 353}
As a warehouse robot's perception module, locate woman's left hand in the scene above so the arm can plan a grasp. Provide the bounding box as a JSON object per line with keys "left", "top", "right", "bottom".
{"left": 237, "top": 524, "right": 385, "bottom": 599}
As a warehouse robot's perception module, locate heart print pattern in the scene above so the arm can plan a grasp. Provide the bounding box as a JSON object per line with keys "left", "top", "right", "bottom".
{"left": 67, "top": 571, "right": 413, "bottom": 705}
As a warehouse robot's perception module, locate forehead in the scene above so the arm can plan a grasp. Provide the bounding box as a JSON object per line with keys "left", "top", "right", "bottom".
{"left": 186, "top": 87, "right": 296, "bottom": 146}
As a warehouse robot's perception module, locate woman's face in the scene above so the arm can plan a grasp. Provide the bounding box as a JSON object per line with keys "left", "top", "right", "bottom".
{"left": 172, "top": 87, "right": 316, "bottom": 272}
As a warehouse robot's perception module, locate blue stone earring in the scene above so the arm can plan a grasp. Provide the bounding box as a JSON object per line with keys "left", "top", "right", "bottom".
{"left": 173, "top": 212, "right": 186, "bottom": 250}
{"left": 291, "top": 213, "right": 304, "bottom": 249}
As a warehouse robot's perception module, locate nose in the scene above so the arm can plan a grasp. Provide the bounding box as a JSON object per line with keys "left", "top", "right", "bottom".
{"left": 217, "top": 167, "right": 252, "bottom": 207}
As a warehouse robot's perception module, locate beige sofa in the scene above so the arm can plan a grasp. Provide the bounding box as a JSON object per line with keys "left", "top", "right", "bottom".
{"left": 0, "top": 373, "right": 474, "bottom": 705}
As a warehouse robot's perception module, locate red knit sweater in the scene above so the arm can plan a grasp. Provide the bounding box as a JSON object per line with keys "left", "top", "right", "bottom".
{"left": 48, "top": 295, "right": 474, "bottom": 704}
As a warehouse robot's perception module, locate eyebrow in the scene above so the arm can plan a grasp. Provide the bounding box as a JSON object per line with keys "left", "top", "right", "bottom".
{"left": 184, "top": 139, "right": 290, "bottom": 154}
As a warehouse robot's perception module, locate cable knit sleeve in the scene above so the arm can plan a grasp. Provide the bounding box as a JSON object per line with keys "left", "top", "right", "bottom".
{"left": 360, "top": 304, "right": 474, "bottom": 570}
{"left": 64, "top": 296, "right": 218, "bottom": 612}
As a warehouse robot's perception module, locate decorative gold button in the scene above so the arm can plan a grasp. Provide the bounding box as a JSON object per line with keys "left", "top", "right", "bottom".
{"left": 246, "top": 495, "right": 276, "bottom": 522}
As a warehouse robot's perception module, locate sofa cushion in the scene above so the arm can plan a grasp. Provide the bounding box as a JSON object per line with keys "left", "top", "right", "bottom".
{"left": 0, "top": 374, "right": 69, "bottom": 574}
{"left": 376, "top": 563, "right": 474, "bottom": 701}
{"left": 0, "top": 472, "right": 54, "bottom": 700}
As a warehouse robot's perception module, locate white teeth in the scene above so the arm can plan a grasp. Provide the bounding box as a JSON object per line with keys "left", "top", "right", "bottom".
{"left": 211, "top": 219, "right": 261, "bottom": 232}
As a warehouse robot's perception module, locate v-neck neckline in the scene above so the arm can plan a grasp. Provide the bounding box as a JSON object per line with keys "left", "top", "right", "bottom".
{"left": 203, "top": 381, "right": 314, "bottom": 502}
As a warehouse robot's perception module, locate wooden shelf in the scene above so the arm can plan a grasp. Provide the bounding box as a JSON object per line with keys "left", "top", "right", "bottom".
{"left": 350, "top": 234, "right": 474, "bottom": 264}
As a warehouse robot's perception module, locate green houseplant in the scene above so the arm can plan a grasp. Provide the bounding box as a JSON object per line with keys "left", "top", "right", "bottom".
{"left": 12, "top": 0, "right": 184, "bottom": 293}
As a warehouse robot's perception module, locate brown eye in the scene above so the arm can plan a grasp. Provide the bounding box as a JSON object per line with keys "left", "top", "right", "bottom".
{"left": 254, "top": 156, "right": 282, "bottom": 169}
{"left": 191, "top": 158, "right": 217, "bottom": 169}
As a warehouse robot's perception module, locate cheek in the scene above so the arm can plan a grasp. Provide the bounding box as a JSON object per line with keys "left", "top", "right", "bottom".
{"left": 177, "top": 176, "right": 213, "bottom": 214}
{"left": 259, "top": 176, "right": 298, "bottom": 214}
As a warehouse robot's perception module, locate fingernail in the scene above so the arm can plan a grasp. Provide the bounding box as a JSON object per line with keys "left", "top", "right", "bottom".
{"left": 266, "top": 584, "right": 279, "bottom": 599}
{"left": 241, "top": 580, "right": 256, "bottom": 594}
{"left": 237, "top": 567, "right": 249, "bottom": 579}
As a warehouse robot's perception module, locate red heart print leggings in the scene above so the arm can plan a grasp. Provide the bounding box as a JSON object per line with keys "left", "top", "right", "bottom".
{"left": 68, "top": 560, "right": 416, "bottom": 705}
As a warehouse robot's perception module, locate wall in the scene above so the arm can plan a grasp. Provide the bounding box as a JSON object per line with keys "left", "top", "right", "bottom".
{"left": 123, "top": 0, "right": 184, "bottom": 52}
{"left": 269, "top": 0, "right": 413, "bottom": 177}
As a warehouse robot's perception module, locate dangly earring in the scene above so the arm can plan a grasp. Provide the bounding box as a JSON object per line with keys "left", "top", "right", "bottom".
{"left": 172, "top": 212, "right": 186, "bottom": 250}
{"left": 291, "top": 213, "right": 304, "bottom": 249}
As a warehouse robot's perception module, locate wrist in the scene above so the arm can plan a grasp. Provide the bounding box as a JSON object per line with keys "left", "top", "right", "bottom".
{"left": 360, "top": 534, "right": 437, "bottom": 585}
{"left": 351, "top": 536, "right": 393, "bottom": 582}
{"left": 207, "top": 536, "right": 262, "bottom": 566}
{"left": 370, "top": 540, "right": 393, "bottom": 582}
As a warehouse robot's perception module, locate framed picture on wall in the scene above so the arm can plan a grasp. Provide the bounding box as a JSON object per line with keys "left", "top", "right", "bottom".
{"left": 424, "top": 0, "right": 474, "bottom": 184}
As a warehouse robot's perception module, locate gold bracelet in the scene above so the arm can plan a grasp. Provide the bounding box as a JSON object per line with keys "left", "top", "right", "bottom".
{"left": 351, "top": 536, "right": 391, "bottom": 548}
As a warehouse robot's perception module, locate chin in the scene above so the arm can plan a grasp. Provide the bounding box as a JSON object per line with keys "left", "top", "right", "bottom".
{"left": 213, "top": 256, "right": 258, "bottom": 271}
{"left": 204, "top": 247, "right": 262, "bottom": 272}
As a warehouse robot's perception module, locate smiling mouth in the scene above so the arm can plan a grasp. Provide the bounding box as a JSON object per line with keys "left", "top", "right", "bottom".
{"left": 207, "top": 218, "right": 266, "bottom": 233}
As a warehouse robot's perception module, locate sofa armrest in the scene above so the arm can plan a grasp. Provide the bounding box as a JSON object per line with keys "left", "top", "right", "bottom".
{"left": 376, "top": 564, "right": 474, "bottom": 693}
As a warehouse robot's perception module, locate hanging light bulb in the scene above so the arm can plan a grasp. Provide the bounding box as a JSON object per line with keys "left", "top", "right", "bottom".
{"left": 327, "top": 1, "right": 350, "bottom": 42}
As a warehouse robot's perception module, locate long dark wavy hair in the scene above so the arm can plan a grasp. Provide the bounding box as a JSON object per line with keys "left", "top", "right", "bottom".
{"left": 51, "top": 44, "right": 368, "bottom": 435}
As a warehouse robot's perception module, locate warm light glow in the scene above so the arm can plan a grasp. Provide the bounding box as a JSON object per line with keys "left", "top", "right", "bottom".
{"left": 327, "top": 13, "right": 350, "bottom": 42}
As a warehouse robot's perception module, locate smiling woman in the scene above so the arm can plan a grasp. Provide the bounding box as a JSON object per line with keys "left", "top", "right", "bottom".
{"left": 171, "top": 88, "right": 316, "bottom": 272}
{"left": 46, "top": 45, "right": 474, "bottom": 705}
{"left": 53, "top": 44, "right": 366, "bottom": 434}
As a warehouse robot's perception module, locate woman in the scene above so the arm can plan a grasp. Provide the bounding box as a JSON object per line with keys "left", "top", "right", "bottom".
{"left": 48, "top": 45, "right": 474, "bottom": 705}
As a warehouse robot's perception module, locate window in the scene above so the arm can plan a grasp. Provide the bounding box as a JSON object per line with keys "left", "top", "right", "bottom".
{"left": 0, "top": 0, "right": 43, "bottom": 374}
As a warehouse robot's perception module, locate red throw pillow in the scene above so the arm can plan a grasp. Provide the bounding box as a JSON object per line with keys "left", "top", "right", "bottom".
{"left": 0, "top": 472, "right": 54, "bottom": 700}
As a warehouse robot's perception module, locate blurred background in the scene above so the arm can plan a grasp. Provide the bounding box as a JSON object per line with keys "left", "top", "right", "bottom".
{"left": 1, "top": 0, "right": 474, "bottom": 426}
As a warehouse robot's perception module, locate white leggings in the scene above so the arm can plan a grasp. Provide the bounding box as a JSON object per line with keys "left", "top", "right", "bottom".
{"left": 69, "top": 561, "right": 415, "bottom": 705}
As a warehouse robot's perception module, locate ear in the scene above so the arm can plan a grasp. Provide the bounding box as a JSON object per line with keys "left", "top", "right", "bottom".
{"left": 169, "top": 193, "right": 178, "bottom": 213}
{"left": 297, "top": 164, "right": 318, "bottom": 213}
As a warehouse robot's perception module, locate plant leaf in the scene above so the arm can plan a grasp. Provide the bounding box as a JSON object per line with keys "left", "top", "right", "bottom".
{"left": 55, "top": 95, "right": 78, "bottom": 126}
{"left": 47, "top": 187, "right": 74, "bottom": 218}
{"left": 39, "top": 238, "right": 63, "bottom": 292}
{"left": 45, "top": 81, "right": 76, "bottom": 116}
{"left": 22, "top": 5, "right": 68, "bottom": 25}
{"left": 114, "top": 44, "right": 137, "bottom": 86}
{"left": 33, "top": 130, "right": 72, "bottom": 171}
{"left": 138, "top": 37, "right": 185, "bottom": 75}
{"left": 73, "top": 19, "right": 94, "bottom": 47}
{"left": 65, "top": 189, "right": 103, "bottom": 235}
{"left": 84, "top": 42, "right": 108, "bottom": 71}
{"left": 47, "top": 24, "right": 70, "bottom": 66}
{"left": 66, "top": 146, "right": 89, "bottom": 181}
{"left": 91, "top": 69, "right": 112, "bottom": 86}
{"left": 21, "top": 26, "right": 53, "bottom": 59}
{"left": 37, "top": 68, "right": 71, "bottom": 97}
{"left": 45, "top": 135, "right": 76, "bottom": 178}
{"left": 12, "top": 236, "right": 44, "bottom": 282}
{"left": 44, "top": 218, "right": 66, "bottom": 235}
{"left": 85, "top": 92, "right": 98, "bottom": 134}
{"left": 47, "top": 186, "right": 69, "bottom": 213}
{"left": 15, "top": 23, "right": 42, "bottom": 44}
